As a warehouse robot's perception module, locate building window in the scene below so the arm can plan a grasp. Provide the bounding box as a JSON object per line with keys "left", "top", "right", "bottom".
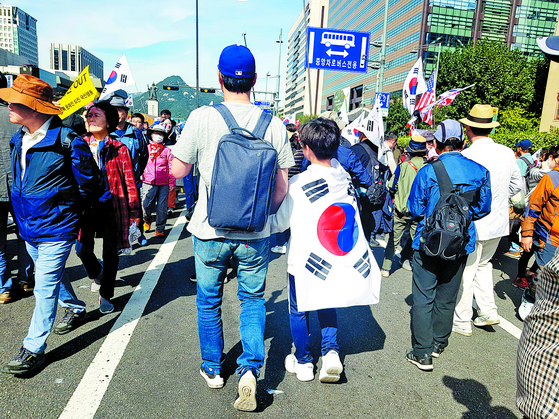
{"left": 54, "top": 49, "right": 59, "bottom": 69}
{"left": 62, "top": 50, "right": 67, "bottom": 70}
{"left": 349, "top": 85, "right": 363, "bottom": 111}
{"left": 327, "top": 95, "right": 334, "bottom": 111}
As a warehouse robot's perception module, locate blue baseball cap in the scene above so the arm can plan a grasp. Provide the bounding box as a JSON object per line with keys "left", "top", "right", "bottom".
{"left": 516, "top": 139, "right": 533, "bottom": 149}
{"left": 434, "top": 119, "right": 464, "bottom": 144}
{"left": 218, "top": 44, "right": 256, "bottom": 79}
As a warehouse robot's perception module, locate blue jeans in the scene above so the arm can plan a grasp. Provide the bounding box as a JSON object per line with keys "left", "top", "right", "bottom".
{"left": 143, "top": 183, "right": 169, "bottom": 232}
{"left": 288, "top": 274, "right": 338, "bottom": 364}
{"left": 535, "top": 240, "right": 557, "bottom": 269}
{"left": 0, "top": 202, "right": 33, "bottom": 292}
{"left": 23, "top": 240, "right": 85, "bottom": 354}
{"left": 193, "top": 236, "right": 269, "bottom": 376}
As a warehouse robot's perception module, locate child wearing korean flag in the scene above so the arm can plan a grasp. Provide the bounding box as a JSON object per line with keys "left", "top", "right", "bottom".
{"left": 270, "top": 118, "right": 381, "bottom": 383}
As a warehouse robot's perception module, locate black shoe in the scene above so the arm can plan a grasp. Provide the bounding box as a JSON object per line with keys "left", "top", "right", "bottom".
{"left": 431, "top": 343, "right": 445, "bottom": 358}
{"left": 53, "top": 308, "right": 86, "bottom": 335}
{"left": 1, "top": 347, "right": 45, "bottom": 375}
{"left": 406, "top": 349, "right": 433, "bottom": 371}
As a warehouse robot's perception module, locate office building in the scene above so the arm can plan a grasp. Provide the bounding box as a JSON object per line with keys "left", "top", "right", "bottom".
{"left": 285, "top": 0, "right": 330, "bottom": 116}
{"left": 0, "top": 4, "right": 38, "bottom": 66}
{"left": 50, "top": 44, "right": 103, "bottom": 79}
{"left": 320, "top": 0, "right": 559, "bottom": 112}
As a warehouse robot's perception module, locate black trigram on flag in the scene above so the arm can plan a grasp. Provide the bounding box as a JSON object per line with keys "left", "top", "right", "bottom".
{"left": 305, "top": 253, "right": 332, "bottom": 280}
{"left": 115, "top": 63, "right": 122, "bottom": 69}
{"left": 302, "top": 179, "right": 328, "bottom": 203}
{"left": 120, "top": 74, "right": 127, "bottom": 83}
{"left": 353, "top": 251, "right": 371, "bottom": 278}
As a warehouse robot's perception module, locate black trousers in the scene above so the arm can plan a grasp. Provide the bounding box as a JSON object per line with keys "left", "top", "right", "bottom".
{"left": 410, "top": 250, "right": 467, "bottom": 357}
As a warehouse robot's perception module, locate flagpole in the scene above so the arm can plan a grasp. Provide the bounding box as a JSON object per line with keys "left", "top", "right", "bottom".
{"left": 433, "top": 43, "right": 441, "bottom": 127}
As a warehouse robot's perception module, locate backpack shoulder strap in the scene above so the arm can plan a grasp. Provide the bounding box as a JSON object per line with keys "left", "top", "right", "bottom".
{"left": 358, "top": 142, "right": 377, "bottom": 166}
{"left": 251, "top": 111, "right": 273, "bottom": 140}
{"left": 213, "top": 103, "right": 239, "bottom": 132}
{"left": 430, "top": 159, "right": 453, "bottom": 195}
{"left": 408, "top": 160, "right": 418, "bottom": 172}
{"left": 519, "top": 156, "right": 535, "bottom": 169}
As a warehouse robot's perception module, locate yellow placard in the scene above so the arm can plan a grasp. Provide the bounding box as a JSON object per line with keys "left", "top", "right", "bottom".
{"left": 59, "top": 66, "right": 100, "bottom": 119}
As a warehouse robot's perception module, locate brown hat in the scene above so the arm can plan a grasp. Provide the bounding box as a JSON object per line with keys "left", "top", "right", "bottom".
{"left": 459, "top": 104, "right": 499, "bottom": 128}
{"left": 0, "top": 74, "right": 62, "bottom": 115}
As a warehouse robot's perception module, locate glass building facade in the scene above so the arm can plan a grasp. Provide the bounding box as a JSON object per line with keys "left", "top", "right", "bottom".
{"left": 319, "top": 0, "right": 559, "bottom": 112}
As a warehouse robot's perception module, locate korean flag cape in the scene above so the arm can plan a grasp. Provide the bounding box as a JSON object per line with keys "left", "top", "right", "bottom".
{"left": 272, "top": 159, "right": 381, "bottom": 312}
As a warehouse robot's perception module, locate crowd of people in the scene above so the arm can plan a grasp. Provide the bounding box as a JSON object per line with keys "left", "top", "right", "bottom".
{"left": 0, "top": 44, "right": 556, "bottom": 417}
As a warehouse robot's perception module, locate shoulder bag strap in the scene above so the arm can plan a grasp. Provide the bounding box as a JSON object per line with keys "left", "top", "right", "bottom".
{"left": 430, "top": 159, "right": 453, "bottom": 195}
{"left": 213, "top": 103, "right": 239, "bottom": 133}
{"left": 408, "top": 160, "right": 418, "bottom": 172}
{"left": 251, "top": 111, "right": 273, "bottom": 140}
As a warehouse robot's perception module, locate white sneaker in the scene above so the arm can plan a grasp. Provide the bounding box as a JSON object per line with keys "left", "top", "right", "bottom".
{"left": 319, "top": 350, "right": 343, "bottom": 383}
{"left": 234, "top": 369, "right": 257, "bottom": 412}
{"left": 518, "top": 301, "right": 534, "bottom": 321}
{"left": 380, "top": 270, "right": 390, "bottom": 277}
{"left": 285, "top": 354, "right": 314, "bottom": 381}
{"left": 473, "top": 314, "right": 500, "bottom": 327}
{"left": 452, "top": 325, "right": 472, "bottom": 336}
{"left": 271, "top": 245, "right": 287, "bottom": 254}
{"left": 91, "top": 281, "right": 101, "bottom": 293}
{"left": 401, "top": 259, "right": 412, "bottom": 271}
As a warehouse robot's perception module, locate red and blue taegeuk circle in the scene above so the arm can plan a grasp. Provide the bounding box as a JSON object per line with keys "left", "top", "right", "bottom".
{"left": 317, "top": 203, "right": 359, "bottom": 256}
{"left": 106, "top": 71, "right": 117, "bottom": 85}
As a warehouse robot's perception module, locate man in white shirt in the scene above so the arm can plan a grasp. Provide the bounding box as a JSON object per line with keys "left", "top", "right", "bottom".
{"left": 172, "top": 44, "right": 293, "bottom": 411}
{"left": 453, "top": 104, "right": 523, "bottom": 336}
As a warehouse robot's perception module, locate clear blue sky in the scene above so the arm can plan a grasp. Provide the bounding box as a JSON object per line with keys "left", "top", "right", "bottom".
{"left": 14, "top": 0, "right": 307, "bottom": 104}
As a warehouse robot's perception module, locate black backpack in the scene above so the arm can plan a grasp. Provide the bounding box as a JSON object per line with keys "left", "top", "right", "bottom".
{"left": 518, "top": 155, "right": 536, "bottom": 191}
{"left": 356, "top": 142, "right": 387, "bottom": 206}
{"left": 419, "top": 159, "right": 476, "bottom": 261}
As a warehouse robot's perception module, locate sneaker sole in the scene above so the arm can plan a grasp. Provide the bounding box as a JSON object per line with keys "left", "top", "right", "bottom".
{"left": 234, "top": 379, "right": 257, "bottom": 411}
{"left": 199, "top": 368, "right": 223, "bottom": 389}
{"left": 2, "top": 356, "right": 46, "bottom": 375}
{"left": 319, "top": 367, "right": 341, "bottom": 383}
{"left": 474, "top": 319, "right": 500, "bottom": 327}
{"left": 452, "top": 328, "right": 472, "bottom": 337}
{"left": 406, "top": 355, "right": 433, "bottom": 371}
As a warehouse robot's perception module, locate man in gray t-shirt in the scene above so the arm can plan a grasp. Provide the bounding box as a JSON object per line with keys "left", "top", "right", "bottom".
{"left": 172, "top": 44, "right": 293, "bottom": 412}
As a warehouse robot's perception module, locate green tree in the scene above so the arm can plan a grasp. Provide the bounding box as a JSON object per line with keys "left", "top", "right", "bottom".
{"left": 436, "top": 40, "right": 549, "bottom": 120}
{"left": 386, "top": 98, "right": 412, "bottom": 136}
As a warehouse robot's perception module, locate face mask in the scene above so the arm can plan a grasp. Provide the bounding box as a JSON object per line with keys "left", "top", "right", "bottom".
{"left": 152, "top": 134, "right": 164, "bottom": 143}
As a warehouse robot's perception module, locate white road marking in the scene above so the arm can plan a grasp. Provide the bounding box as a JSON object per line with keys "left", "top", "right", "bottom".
{"left": 498, "top": 315, "right": 523, "bottom": 340}
{"left": 58, "top": 213, "right": 187, "bottom": 419}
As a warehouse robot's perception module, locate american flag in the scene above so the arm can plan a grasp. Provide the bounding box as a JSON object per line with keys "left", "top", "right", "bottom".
{"left": 415, "top": 69, "right": 437, "bottom": 126}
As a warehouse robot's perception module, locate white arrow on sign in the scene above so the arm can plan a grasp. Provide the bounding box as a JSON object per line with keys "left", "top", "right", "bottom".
{"left": 326, "top": 49, "right": 349, "bottom": 58}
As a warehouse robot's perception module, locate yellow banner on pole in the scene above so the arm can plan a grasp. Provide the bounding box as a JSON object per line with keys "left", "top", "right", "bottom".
{"left": 59, "top": 66, "right": 100, "bottom": 119}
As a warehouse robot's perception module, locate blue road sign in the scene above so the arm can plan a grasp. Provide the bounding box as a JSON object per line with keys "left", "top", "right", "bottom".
{"left": 306, "top": 27, "right": 370, "bottom": 73}
{"left": 254, "top": 101, "right": 271, "bottom": 106}
{"left": 374, "top": 92, "right": 390, "bottom": 109}
{"left": 262, "top": 109, "right": 272, "bottom": 114}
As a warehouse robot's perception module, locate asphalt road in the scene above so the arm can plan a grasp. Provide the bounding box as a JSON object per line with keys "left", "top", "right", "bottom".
{"left": 0, "top": 209, "right": 526, "bottom": 419}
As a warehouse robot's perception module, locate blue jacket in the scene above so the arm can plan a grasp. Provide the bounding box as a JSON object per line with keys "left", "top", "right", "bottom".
{"left": 10, "top": 117, "right": 100, "bottom": 243}
{"left": 407, "top": 151, "right": 492, "bottom": 254}
{"left": 301, "top": 145, "right": 372, "bottom": 188}
{"left": 112, "top": 122, "right": 148, "bottom": 188}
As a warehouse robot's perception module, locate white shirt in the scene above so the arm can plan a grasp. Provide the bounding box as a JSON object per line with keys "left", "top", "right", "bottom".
{"left": 21, "top": 116, "right": 53, "bottom": 179}
{"left": 462, "top": 137, "right": 523, "bottom": 240}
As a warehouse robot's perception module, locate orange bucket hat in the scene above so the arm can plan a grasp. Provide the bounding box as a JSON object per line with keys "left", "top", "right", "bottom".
{"left": 0, "top": 74, "right": 62, "bottom": 115}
